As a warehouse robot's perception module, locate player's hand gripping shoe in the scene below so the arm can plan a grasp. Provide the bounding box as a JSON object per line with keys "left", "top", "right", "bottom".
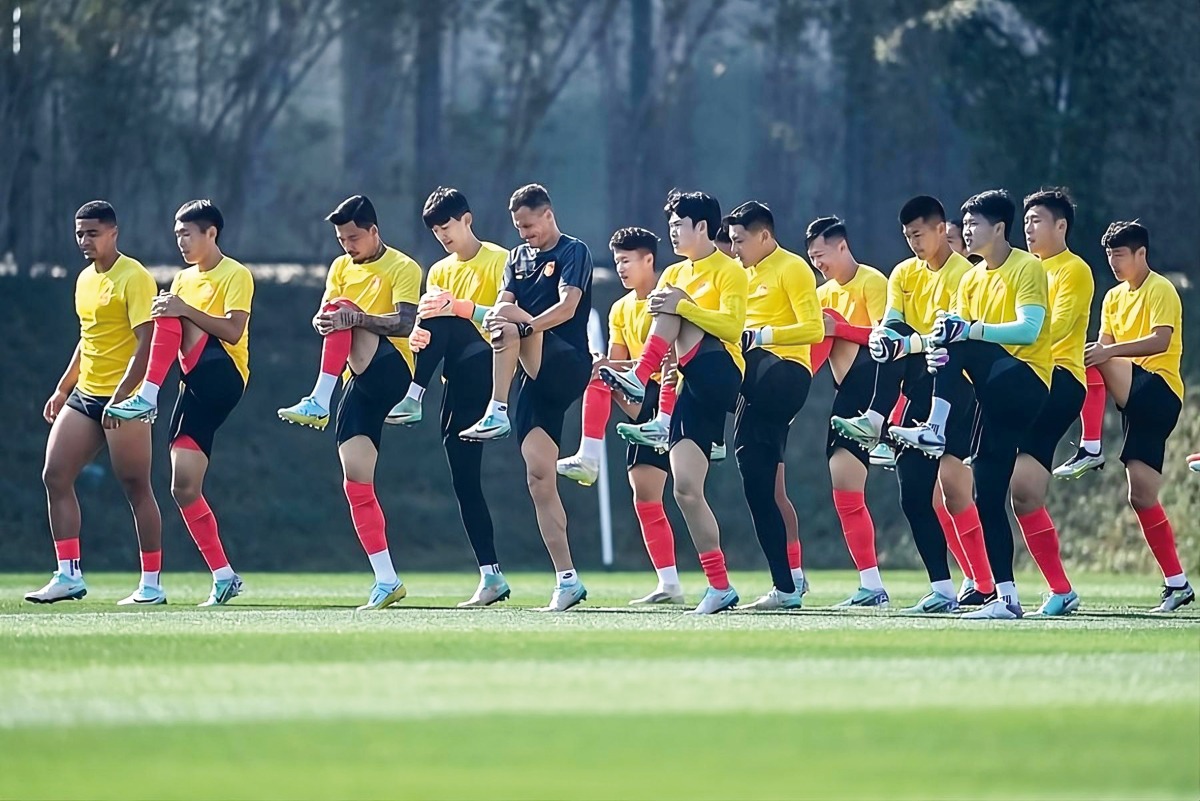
{"left": 105, "top": 394, "right": 158, "bottom": 423}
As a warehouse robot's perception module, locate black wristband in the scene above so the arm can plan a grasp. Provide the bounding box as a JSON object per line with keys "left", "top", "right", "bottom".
{"left": 516, "top": 321, "right": 534, "bottom": 338}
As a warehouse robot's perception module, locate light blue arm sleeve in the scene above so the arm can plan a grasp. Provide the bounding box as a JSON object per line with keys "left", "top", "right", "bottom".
{"left": 971, "top": 304, "right": 1045, "bottom": 345}
{"left": 883, "top": 307, "right": 906, "bottom": 324}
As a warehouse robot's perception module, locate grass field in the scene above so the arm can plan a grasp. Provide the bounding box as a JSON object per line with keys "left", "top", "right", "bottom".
{"left": 2, "top": 570, "right": 1197, "bottom": 801}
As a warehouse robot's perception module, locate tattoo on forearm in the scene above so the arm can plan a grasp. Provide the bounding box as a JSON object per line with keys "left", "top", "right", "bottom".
{"left": 352, "top": 303, "right": 417, "bottom": 337}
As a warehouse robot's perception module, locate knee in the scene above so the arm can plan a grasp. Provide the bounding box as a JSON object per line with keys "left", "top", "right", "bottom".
{"left": 41, "top": 461, "right": 74, "bottom": 494}
{"left": 1009, "top": 490, "right": 1040, "bottom": 517}
{"left": 672, "top": 478, "right": 704, "bottom": 512}
{"left": 1127, "top": 484, "right": 1159, "bottom": 511}
{"left": 525, "top": 462, "right": 556, "bottom": 499}
{"left": 171, "top": 481, "right": 202, "bottom": 509}
{"left": 115, "top": 471, "right": 153, "bottom": 501}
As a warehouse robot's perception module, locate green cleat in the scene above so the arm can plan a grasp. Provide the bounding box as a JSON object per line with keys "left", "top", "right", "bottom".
{"left": 357, "top": 579, "right": 406, "bottom": 611}
{"left": 277, "top": 396, "right": 330, "bottom": 430}
{"left": 834, "top": 586, "right": 890, "bottom": 609}
{"left": 459, "top": 413, "right": 511, "bottom": 441}
{"left": 385, "top": 396, "right": 423, "bottom": 426}
{"left": 869, "top": 441, "right": 897, "bottom": 469}
{"left": 1032, "top": 590, "right": 1080, "bottom": 617}
{"left": 901, "top": 591, "right": 959, "bottom": 614}
{"left": 830, "top": 413, "right": 881, "bottom": 450}
{"left": 616, "top": 418, "right": 669, "bottom": 452}
{"left": 105, "top": 394, "right": 157, "bottom": 423}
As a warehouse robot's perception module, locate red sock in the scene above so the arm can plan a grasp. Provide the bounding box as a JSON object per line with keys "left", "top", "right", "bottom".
{"left": 952, "top": 505, "right": 993, "bottom": 594}
{"left": 1017, "top": 507, "right": 1071, "bottom": 594}
{"left": 1135, "top": 504, "right": 1184, "bottom": 579}
{"left": 140, "top": 550, "right": 162, "bottom": 573}
{"left": 786, "top": 539, "right": 802, "bottom": 571}
{"left": 582, "top": 380, "right": 612, "bottom": 439}
{"left": 634, "top": 501, "right": 675, "bottom": 569}
{"left": 1082, "top": 366, "right": 1107, "bottom": 442}
{"left": 319, "top": 301, "right": 356, "bottom": 376}
{"left": 679, "top": 340, "right": 702, "bottom": 366}
{"left": 54, "top": 538, "right": 80, "bottom": 561}
{"left": 810, "top": 336, "right": 834, "bottom": 375}
{"left": 635, "top": 335, "right": 671, "bottom": 384}
{"left": 179, "top": 496, "right": 230, "bottom": 572}
{"left": 698, "top": 549, "right": 730, "bottom": 590}
{"left": 658, "top": 380, "right": 677, "bottom": 416}
{"left": 345, "top": 480, "right": 388, "bottom": 555}
{"left": 833, "top": 489, "right": 877, "bottom": 570}
{"left": 146, "top": 317, "right": 183, "bottom": 386}
{"left": 889, "top": 394, "right": 907, "bottom": 427}
{"left": 936, "top": 501, "right": 972, "bottom": 580}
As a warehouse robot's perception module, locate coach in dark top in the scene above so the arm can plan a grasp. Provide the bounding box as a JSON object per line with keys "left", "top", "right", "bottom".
{"left": 459, "top": 183, "right": 594, "bottom": 611}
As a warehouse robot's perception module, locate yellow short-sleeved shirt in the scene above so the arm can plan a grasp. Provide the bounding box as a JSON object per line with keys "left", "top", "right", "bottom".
{"left": 427, "top": 242, "right": 507, "bottom": 336}
{"left": 886, "top": 252, "right": 974, "bottom": 334}
{"left": 75, "top": 254, "right": 158, "bottom": 397}
{"left": 1101, "top": 271, "right": 1184, "bottom": 399}
{"left": 745, "top": 247, "right": 824, "bottom": 370}
{"left": 1041, "top": 249, "right": 1094, "bottom": 386}
{"left": 817, "top": 263, "right": 888, "bottom": 326}
{"left": 609, "top": 290, "right": 652, "bottom": 361}
{"left": 324, "top": 246, "right": 422, "bottom": 370}
{"left": 956, "top": 248, "right": 1054, "bottom": 386}
{"left": 172, "top": 257, "right": 254, "bottom": 384}
{"left": 660, "top": 250, "right": 747, "bottom": 375}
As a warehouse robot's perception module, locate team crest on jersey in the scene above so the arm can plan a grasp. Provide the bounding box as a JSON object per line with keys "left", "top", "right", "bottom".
{"left": 370, "top": 275, "right": 382, "bottom": 292}
{"left": 97, "top": 283, "right": 113, "bottom": 305}
{"left": 544, "top": 261, "right": 556, "bottom": 277}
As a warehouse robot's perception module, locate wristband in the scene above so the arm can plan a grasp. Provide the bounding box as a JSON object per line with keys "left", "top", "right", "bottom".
{"left": 471, "top": 304, "right": 490, "bottom": 325}
{"left": 516, "top": 321, "right": 534, "bottom": 338}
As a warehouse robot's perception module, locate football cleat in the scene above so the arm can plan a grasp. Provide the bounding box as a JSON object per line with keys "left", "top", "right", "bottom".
{"left": 957, "top": 585, "right": 995, "bottom": 607}
{"left": 385, "top": 396, "right": 423, "bottom": 426}
{"left": 556, "top": 453, "right": 601, "bottom": 487}
{"left": 459, "top": 412, "right": 511, "bottom": 441}
{"left": 616, "top": 418, "right": 669, "bottom": 452}
{"left": 833, "top": 586, "right": 890, "bottom": 609}
{"left": 1150, "top": 583, "right": 1195, "bottom": 613}
{"left": 198, "top": 574, "right": 243, "bottom": 607}
{"left": 869, "top": 441, "right": 897, "bottom": 469}
{"left": 1032, "top": 590, "right": 1080, "bottom": 617}
{"left": 830, "top": 413, "right": 882, "bottom": 450}
{"left": 104, "top": 394, "right": 157, "bottom": 423}
{"left": 742, "top": 587, "right": 802, "bottom": 611}
{"left": 538, "top": 581, "right": 587, "bottom": 612}
{"left": 117, "top": 585, "right": 168, "bottom": 606}
{"left": 686, "top": 586, "right": 740, "bottom": 615}
{"left": 901, "top": 591, "right": 959, "bottom": 614}
{"left": 357, "top": 579, "right": 406, "bottom": 611}
{"left": 962, "top": 597, "right": 1024, "bottom": 620}
{"left": 1052, "top": 447, "right": 1105, "bottom": 480}
{"left": 889, "top": 422, "right": 946, "bottom": 458}
{"left": 629, "top": 586, "right": 686, "bottom": 606}
{"left": 277, "top": 396, "right": 330, "bottom": 430}
{"left": 598, "top": 365, "right": 647, "bottom": 404}
{"left": 24, "top": 572, "right": 87, "bottom": 604}
{"left": 457, "top": 574, "right": 511, "bottom": 607}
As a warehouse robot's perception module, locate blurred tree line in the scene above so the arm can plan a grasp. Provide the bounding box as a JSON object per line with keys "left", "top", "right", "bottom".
{"left": 1, "top": 0, "right": 1197, "bottom": 573}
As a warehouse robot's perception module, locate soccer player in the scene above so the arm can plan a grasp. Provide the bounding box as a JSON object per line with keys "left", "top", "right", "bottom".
{"left": 806, "top": 216, "right": 891, "bottom": 608}
{"left": 831, "top": 196, "right": 985, "bottom": 612}
{"left": 722, "top": 201, "right": 822, "bottom": 610}
{"left": 891, "top": 190, "right": 1053, "bottom": 620}
{"left": 25, "top": 202, "right": 164, "bottom": 605}
{"left": 1084, "top": 221, "right": 1192, "bottom": 612}
{"left": 106, "top": 200, "right": 253, "bottom": 607}
{"left": 458, "top": 184, "right": 594, "bottom": 612}
{"left": 601, "top": 190, "right": 747, "bottom": 615}
{"left": 276, "top": 195, "right": 419, "bottom": 610}
{"left": 388, "top": 188, "right": 510, "bottom": 607}
{"left": 557, "top": 227, "right": 684, "bottom": 605}
{"left": 1010, "top": 189, "right": 1092, "bottom": 615}
{"left": 715, "top": 224, "right": 735, "bottom": 259}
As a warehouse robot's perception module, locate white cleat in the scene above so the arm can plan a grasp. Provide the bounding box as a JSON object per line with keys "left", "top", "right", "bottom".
{"left": 537, "top": 581, "right": 587, "bottom": 612}
{"left": 629, "top": 586, "right": 686, "bottom": 606}
{"left": 556, "top": 453, "right": 600, "bottom": 487}
{"left": 889, "top": 422, "right": 946, "bottom": 458}
{"left": 457, "top": 574, "right": 512, "bottom": 607}
{"left": 961, "top": 597, "right": 1024, "bottom": 620}
{"left": 686, "top": 586, "right": 740, "bottom": 615}
{"left": 117, "top": 585, "right": 167, "bottom": 606}
{"left": 24, "top": 572, "right": 87, "bottom": 604}
{"left": 741, "top": 587, "right": 803, "bottom": 611}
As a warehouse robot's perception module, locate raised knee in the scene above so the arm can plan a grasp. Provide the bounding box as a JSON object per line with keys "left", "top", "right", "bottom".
{"left": 1128, "top": 486, "right": 1159, "bottom": 510}
{"left": 171, "top": 482, "right": 201, "bottom": 509}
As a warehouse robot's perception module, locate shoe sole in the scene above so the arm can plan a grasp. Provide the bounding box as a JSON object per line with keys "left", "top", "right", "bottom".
{"left": 629, "top": 595, "right": 687, "bottom": 606}
{"left": 1151, "top": 593, "right": 1195, "bottom": 613}
{"left": 117, "top": 597, "right": 168, "bottom": 606}
{"left": 1053, "top": 463, "right": 1104, "bottom": 480}
{"left": 686, "top": 594, "right": 740, "bottom": 615}
{"left": 459, "top": 428, "right": 510, "bottom": 441}
{"left": 24, "top": 589, "right": 87, "bottom": 604}
{"left": 889, "top": 434, "right": 945, "bottom": 459}
{"left": 278, "top": 413, "right": 329, "bottom": 431}
{"left": 599, "top": 370, "right": 645, "bottom": 404}
{"left": 556, "top": 467, "right": 599, "bottom": 486}
{"left": 384, "top": 417, "right": 420, "bottom": 426}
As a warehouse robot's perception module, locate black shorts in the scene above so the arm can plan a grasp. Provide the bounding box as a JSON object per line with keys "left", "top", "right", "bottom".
{"left": 337, "top": 338, "right": 412, "bottom": 448}
{"left": 1018, "top": 367, "right": 1086, "bottom": 471}
{"left": 626, "top": 379, "right": 670, "bottom": 472}
{"left": 670, "top": 337, "right": 742, "bottom": 458}
{"left": 734, "top": 348, "right": 811, "bottom": 463}
{"left": 513, "top": 331, "right": 591, "bottom": 446}
{"left": 828, "top": 349, "right": 877, "bottom": 465}
{"left": 169, "top": 336, "right": 245, "bottom": 458}
{"left": 1118, "top": 365, "right": 1182, "bottom": 473}
{"left": 440, "top": 346, "right": 492, "bottom": 443}
{"left": 895, "top": 359, "right": 979, "bottom": 460}
{"left": 66, "top": 389, "right": 109, "bottom": 424}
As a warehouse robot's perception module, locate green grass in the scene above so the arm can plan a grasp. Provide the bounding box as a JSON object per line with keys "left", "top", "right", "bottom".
{"left": 2, "top": 570, "right": 1197, "bottom": 801}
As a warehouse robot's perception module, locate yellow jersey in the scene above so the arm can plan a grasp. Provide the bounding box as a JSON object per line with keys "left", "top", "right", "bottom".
{"left": 324, "top": 246, "right": 422, "bottom": 371}
{"left": 427, "top": 241, "right": 507, "bottom": 336}
{"left": 817, "top": 263, "right": 888, "bottom": 326}
{"left": 1100, "top": 271, "right": 1184, "bottom": 399}
{"left": 956, "top": 248, "right": 1054, "bottom": 386}
{"left": 744, "top": 246, "right": 824, "bottom": 371}
{"left": 660, "top": 249, "right": 748, "bottom": 375}
{"left": 886, "top": 252, "right": 974, "bottom": 334}
{"left": 171, "top": 257, "right": 254, "bottom": 384}
{"left": 1041, "top": 249, "right": 1094, "bottom": 386}
{"left": 75, "top": 254, "right": 158, "bottom": 397}
{"left": 609, "top": 290, "right": 653, "bottom": 362}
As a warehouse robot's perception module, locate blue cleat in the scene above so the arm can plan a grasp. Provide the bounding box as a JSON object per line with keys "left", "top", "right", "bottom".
{"left": 198, "top": 574, "right": 243, "bottom": 607}
{"left": 834, "top": 586, "right": 890, "bottom": 609}
{"left": 459, "top": 412, "right": 511, "bottom": 441}
{"left": 902, "top": 591, "right": 959, "bottom": 614}
{"left": 24, "top": 572, "right": 87, "bottom": 604}
{"left": 1032, "top": 590, "right": 1080, "bottom": 617}
{"left": 105, "top": 394, "right": 157, "bottom": 423}
{"left": 357, "top": 579, "right": 407, "bottom": 611}
{"left": 686, "top": 586, "right": 740, "bottom": 615}
{"left": 615, "top": 418, "right": 669, "bottom": 452}
{"left": 277, "top": 396, "right": 330, "bottom": 430}
{"left": 385, "top": 396, "right": 423, "bottom": 427}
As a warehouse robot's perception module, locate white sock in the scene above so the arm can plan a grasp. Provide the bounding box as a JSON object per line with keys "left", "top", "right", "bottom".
{"left": 141, "top": 570, "right": 161, "bottom": 589}
{"left": 997, "top": 580, "right": 1018, "bottom": 603}
{"left": 653, "top": 410, "right": 672, "bottom": 429}
{"left": 311, "top": 372, "right": 338, "bottom": 409}
{"left": 367, "top": 549, "right": 399, "bottom": 585}
{"left": 406, "top": 383, "right": 426, "bottom": 403}
{"left": 859, "top": 567, "right": 884, "bottom": 591}
{"left": 139, "top": 381, "right": 161, "bottom": 406}
{"left": 580, "top": 436, "right": 604, "bottom": 462}
{"left": 556, "top": 569, "right": 578, "bottom": 586}
{"left": 931, "top": 579, "right": 956, "bottom": 598}
{"left": 212, "top": 565, "right": 235, "bottom": 581}
{"left": 791, "top": 567, "right": 806, "bottom": 587}
{"left": 1081, "top": 439, "right": 1102, "bottom": 455}
{"left": 655, "top": 565, "right": 680, "bottom": 588}
{"left": 58, "top": 559, "right": 80, "bottom": 578}
{"left": 480, "top": 564, "right": 500, "bottom": 576}
{"left": 487, "top": 400, "right": 509, "bottom": 419}
{"left": 864, "top": 409, "right": 885, "bottom": 432}
{"left": 1164, "top": 572, "right": 1187, "bottom": 588}
{"left": 927, "top": 397, "right": 951, "bottom": 433}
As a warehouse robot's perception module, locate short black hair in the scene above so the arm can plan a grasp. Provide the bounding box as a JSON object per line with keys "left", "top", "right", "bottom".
{"left": 1023, "top": 187, "right": 1075, "bottom": 236}
{"left": 715, "top": 224, "right": 732, "bottom": 245}
{"left": 948, "top": 218, "right": 963, "bottom": 228}
{"left": 326, "top": 195, "right": 378, "bottom": 229}
{"left": 422, "top": 187, "right": 470, "bottom": 229}
{"left": 723, "top": 200, "right": 775, "bottom": 235}
{"left": 898, "top": 195, "right": 946, "bottom": 226}
{"left": 1102, "top": 220, "right": 1150, "bottom": 256}
{"left": 509, "top": 183, "right": 552, "bottom": 213}
{"left": 961, "top": 190, "right": 1016, "bottom": 242}
{"left": 175, "top": 199, "right": 224, "bottom": 240}
{"left": 664, "top": 190, "right": 721, "bottom": 241}
{"left": 609, "top": 226, "right": 659, "bottom": 263}
{"left": 805, "top": 215, "right": 847, "bottom": 246}
{"left": 75, "top": 200, "right": 116, "bottom": 225}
